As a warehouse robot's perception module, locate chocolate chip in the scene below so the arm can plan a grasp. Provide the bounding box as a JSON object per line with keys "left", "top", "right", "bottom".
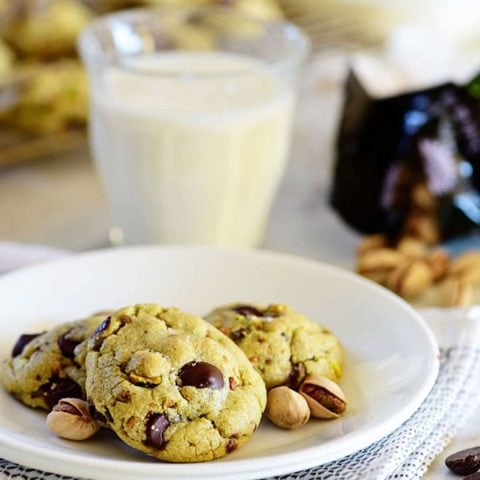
{"left": 12, "top": 333, "right": 43, "bottom": 357}
{"left": 89, "top": 404, "right": 108, "bottom": 426}
{"left": 229, "top": 377, "right": 237, "bottom": 390}
{"left": 445, "top": 447, "right": 480, "bottom": 475}
{"left": 90, "top": 317, "right": 111, "bottom": 351}
{"left": 103, "top": 407, "right": 114, "bottom": 423}
{"left": 57, "top": 330, "right": 81, "bottom": 359}
{"left": 226, "top": 437, "right": 237, "bottom": 453}
{"left": 145, "top": 413, "right": 170, "bottom": 450}
{"left": 231, "top": 305, "right": 264, "bottom": 317}
{"left": 130, "top": 380, "right": 157, "bottom": 388}
{"left": 288, "top": 362, "right": 307, "bottom": 390}
{"left": 230, "top": 328, "right": 247, "bottom": 342}
{"left": 95, "top": 317, "right": 111, "bottom": 335}
{"left": 39, "top": 377, "right": 83, "bottom": 410}
{"left": 178, "top": 361, "right": 224, "bottom": 389}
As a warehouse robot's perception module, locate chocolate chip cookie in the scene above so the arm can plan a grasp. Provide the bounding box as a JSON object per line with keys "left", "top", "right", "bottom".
{"left": 0, "top": 312, "right": 108, "bottom": 410}
{"left": 85, "top": 304, "right": 266, "bottom": 463}
{"left": 206, "top": 303, "right": 343, "bottom": 389}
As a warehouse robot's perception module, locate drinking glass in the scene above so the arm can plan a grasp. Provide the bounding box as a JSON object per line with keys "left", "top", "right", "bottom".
{"left": 79, "top": 6, "right": 309, "bottom": 247}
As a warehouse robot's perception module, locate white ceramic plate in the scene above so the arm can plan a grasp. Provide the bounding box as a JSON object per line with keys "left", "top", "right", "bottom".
{"left": 0, "top": 246, "right": 439, "bottom": 480}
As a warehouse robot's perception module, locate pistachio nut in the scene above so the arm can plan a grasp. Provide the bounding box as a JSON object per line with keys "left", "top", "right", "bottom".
{"left": 46, "top": 398, "right": 100, "bottom": 440}
{"left": 449, "top": 252, "right": 480, "bottom": 285}
{"left": 404, "top": 213, "right": 440, "bottom": 245}
{"left": 357, "top": 248, "right": 407, "bottom": 284}
{"left": 440, "top": 275, "right": 474, "bottom": 308}
{"left": 396, "top": 236, "right": 428, "bottom": 258}
{"left": 299, "top": 376, "right": 347, "bottom": 419}
{"left": 411, "top": 183, "right": 436, "bottom": 213}
{"left": 386, "top": 259, "right": 433, "bottom": 298}
{"left": 266, "top": 386, "right": 310, "bottom": 429}
{"left": 357, "top": 234, "right": 388, "bottom": 257}
{"left": 427, "top": 248, "right": 450, "bottom": 281}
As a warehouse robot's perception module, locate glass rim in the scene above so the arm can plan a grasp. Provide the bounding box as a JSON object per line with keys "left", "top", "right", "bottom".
{"left": 78, "top": 5, "right": 311, "bottom": 79}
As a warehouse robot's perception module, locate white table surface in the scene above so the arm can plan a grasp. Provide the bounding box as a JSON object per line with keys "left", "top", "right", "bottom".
{"left": 0, "top": 52, "right": 479, "bottom": 479}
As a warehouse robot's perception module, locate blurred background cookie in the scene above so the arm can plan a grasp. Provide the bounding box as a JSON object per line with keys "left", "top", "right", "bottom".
{"left": 2, "top": 60, "right": 87, "bottom": 134}
{"left": 0, "top": 39, "right": 13, "bottom": 80}
{"left": 0, "top": 0, "right": 285, "bottom": 166}
{"left": 4, "top": 0, "right": 93, "bottom": 59}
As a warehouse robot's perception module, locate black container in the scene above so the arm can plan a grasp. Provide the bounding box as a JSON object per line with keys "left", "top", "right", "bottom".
{"left": 331, "top": 70, "right": 480, "bottom": 241}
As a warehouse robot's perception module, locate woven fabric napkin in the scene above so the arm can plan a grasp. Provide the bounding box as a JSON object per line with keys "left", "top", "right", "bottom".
{"left": 1, "top": 245, "right": 480, "bottom": 480}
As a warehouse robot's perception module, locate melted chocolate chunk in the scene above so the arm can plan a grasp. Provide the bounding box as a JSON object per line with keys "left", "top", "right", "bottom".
{"left": 57, "top": 330, "right": 81, "bottom": 359}
{"left": 94, "top": 317, "right": 111, "bottom": 335}
{"left": 145, "top": 413, "right": 170, "bottom": 450}
{"left": 226, "top": 437, "right": 237, "bottom": 453}
{"left": 288, "top": 362, "right": 307, "bottom": 390}
{"left": 12, "top": 333, "right": 43, "bottom": 357}
{"left": 90, "top": 317, "right": 111, "bottom": 351}
{"left": 230, "top": 328, "right": 247, "bottom": 342}
{"left": 103, "top": 407, "right": 114, "bottom": 423}
{"left": 231, "top": 305, "right": 264, "bottom": 317}
{"left": 39, "top": 377, "right": 83, "bottom": 410}
{"left": 131, "top": 380, "right": 157, "bottom": 389}
{"left": 178, "top": 361, "right": 224, "bottom": 389}
{"left": 89, "top": 404, "right": 108, "bottom": 425}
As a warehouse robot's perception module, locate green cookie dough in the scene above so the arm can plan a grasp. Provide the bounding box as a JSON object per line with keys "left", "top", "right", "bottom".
{"left": 0, "top": 312, "right": 108, "bottom": 410}
{"left": 85, "top": 304, "right": 266, "bottom": 463}
{"left": 206, "top": 303, "right": 343, "bottom": 389}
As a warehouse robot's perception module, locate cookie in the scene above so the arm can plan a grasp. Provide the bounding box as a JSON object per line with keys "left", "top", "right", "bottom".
{"left": 7, "top": 60, "right": 88, "bottom": 134}
{"left": 0, "top": 39, "right": 13, "bottom": 79}
{"left": 0, "top": 312, "right": 108, "bottom": 410}
{"left": 85, "top": 304, "right": 266, "bottom": 463}
{"left": 206, "top": 303, "right": 343, "bottom": 389}
{"left": 6, "top": 0, "right": 92, "bottom": 58}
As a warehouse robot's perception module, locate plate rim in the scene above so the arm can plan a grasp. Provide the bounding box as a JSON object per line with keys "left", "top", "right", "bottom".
{"left": 0, "top": 245, "right": 440, "bottom": 479}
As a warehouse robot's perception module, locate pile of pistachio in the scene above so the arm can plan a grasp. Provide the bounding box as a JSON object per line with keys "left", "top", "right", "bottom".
{"left": 356, "top": 234, "right": 480, "bottom": 306}
{"left": 265, "top": 376, "right": 347, "bottom": 430}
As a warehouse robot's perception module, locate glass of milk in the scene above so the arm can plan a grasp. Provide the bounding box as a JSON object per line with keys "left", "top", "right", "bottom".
{"left": 79, "top": 7, "right": 309, "bottom": 247}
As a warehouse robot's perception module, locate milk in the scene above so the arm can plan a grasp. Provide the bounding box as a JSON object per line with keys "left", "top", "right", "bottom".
{"left": 90, "top": 51, "right": 295, "bottom": 246}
